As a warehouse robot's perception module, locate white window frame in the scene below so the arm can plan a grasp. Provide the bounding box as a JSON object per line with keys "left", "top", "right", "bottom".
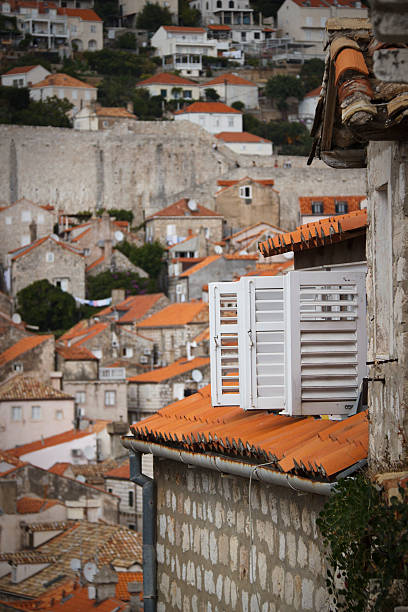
{"left": 22, "top": 210, "right": 31, "bottom": 222}
{"left": 31, "top": 405, "right": 41, "bottom": 420}
{"left": 5, "top": 216, "right": 12, "bottom": 225}
{"left": 209, "top": 270, "right": 367, "bottom": 416}
{"left": 239, "top": 185, "right": 252, "bottom": 199}
{"left": 11, "top": 406, "right": 22, "bottom": 421}
{"left": 105, "top": 390, "right": 116, "bottom": 406}
{"left": 46, "top": 251, "right": 54, "bottom": 263}
{"left": 56, "top": 409, "right": 63, "bottom": 420}
{"left": 75, "top": 391, "right": 86, "bottom": 404}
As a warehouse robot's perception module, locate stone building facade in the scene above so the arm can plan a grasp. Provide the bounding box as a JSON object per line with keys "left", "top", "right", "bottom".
{"left": 0, "top": 335, "right": 55, "bottom": 384}
{"left": 0, "top": 198, "right": 55, "bottom": 267}
{"left": 155, "top": 459, "right": 328, "bottom": 611}
{"left": 215, "top": 177, "right": 281, "bottom": 233}
{"left": 8, "top": 236, "right": 85, "bottom": 299}
{"left": 62, "top": 378, "right": 128, "bottom": 422}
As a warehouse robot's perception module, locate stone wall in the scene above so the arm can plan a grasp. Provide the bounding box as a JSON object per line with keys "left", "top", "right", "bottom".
{"left": 366, "top": 141, "right": 408, "bottom": 470}
{"left": 0, "top": 336, "right": 55, "bottom": 384}
{"left": 148, "top": 217, "right": 224, "bottom": 245}
{"left": 104, "top": 477, "right": 138, "bottom": 529}
{"left": 62, "top": 379, "right": 128, "bottom": 422}
{"left": 155, "top": 459, "right": 329, "bottom": 612}
{"left": 215, "top": 180, "right": 280, "bottom": 233}
{"left": 0, "top": 125, "right": 367, "bottom": 234}
{"left": 136, "top": 322, "right": 208, "bottom": 365}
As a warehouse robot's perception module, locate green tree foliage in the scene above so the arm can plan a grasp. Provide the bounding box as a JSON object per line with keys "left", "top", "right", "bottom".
{"left": 317, "top": 473, "right": 408, "bottom": 611}
{"left": 93, "top": 0, "right": 120, "bottom": 26}
{"left": 0, "top": 88, "right": 72, "bottom": 127}
{"left": 81, "top": 49, "right": 156, "bottom": 77}
{"left": 96, "top": 208, "right": 134, "bottom": 223}
{"left": 97, "top": 78, "right": 163, "bottom": 119}
{"left": 231, "top": 100, "right": 245, "bottom": 111}
{"left": 249, "top": 0, "right": 283, "bottom": 18}
{"left": 204, "top": 88, "right": 220, "bottom": 102}
{"left": 265, "top": 74, "right": 305, "bottom": 116}
{"left": 17, "top": 280, "right": 78, "bottom": 332}
{"left": 136, "top": 2, "right": 173, "bottom": 30}
{"left": 87, "top": 270, "right": 154, "bottom": 299}
{"left": 17, "top": 96, "right": 73, "bottom": 128}
{"left": 299, "top": 58, "right": 325, "bottom": 93}
{"left": 243, "top": 113, "right": 312, "bottom": 156}
{"left": 113, "top": 31, "right": 138, "bottom": 50}
{"left": 179, "top": 0, "right": 201, "bottom": 26}
{"left": 116, "top": 240, "right": 164, "bottom": 279}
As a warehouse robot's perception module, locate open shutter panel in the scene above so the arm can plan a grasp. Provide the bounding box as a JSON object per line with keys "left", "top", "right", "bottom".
{"left": 209, "top": 281, "right": 242, "bottom": 406}
{"left": 240, "top": 276, "right": 285, "bottom": 410}
{"left": 285, "top": 270, "right": 367, "bottom": 416}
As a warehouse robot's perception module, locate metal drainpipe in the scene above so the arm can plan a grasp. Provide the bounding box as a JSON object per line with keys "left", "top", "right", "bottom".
{"left": 129, "top": 451, "right": 156, "bottom": 612}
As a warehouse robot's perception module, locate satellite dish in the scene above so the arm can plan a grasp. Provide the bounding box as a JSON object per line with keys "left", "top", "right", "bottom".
{"left": 114, "top": 230, "right": 124, "bottom": 242}
{"left": 76, "top": 474, "right": 86, "bottom": 483}
{"left": 83, "top": 562, "right": 97, "bottom": 583}
{"left": 187, "top": 199, "right": 197, "bottom": 212}
{"left": 214, "top": 245, "right": 223, "bottom": 255}
{"left": 70, "top": 558, "right": 81, "bottom": 571}
{"left": 84, "top": 445, "right": 95, "bottom": 460}
{"left": 192, "top": 369, "right": 203, "bottom": 383}
{"left": 12, "top": 313, "right": 22, "bottom": 325}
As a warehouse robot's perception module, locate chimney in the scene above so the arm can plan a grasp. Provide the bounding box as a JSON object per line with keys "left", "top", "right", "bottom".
{"left": 127, "top": 101, "right": 134, "bottom": 114}
{"left": 128, "top": 581, "right": 143, "bottom": 612}
{"left": 111, "top": 288, "right": 125, "bottom": 305}
{"left": 93, "top": 565, "right": 118, "bottom": 603}
{"left": 104, "top": 239, "right": 113, "bottom": 264}
{"left": 29, "top": 220, "right": 37, "bottom": 243}
{"left": 50, "top": 371, "right": 62, "bottom": 391}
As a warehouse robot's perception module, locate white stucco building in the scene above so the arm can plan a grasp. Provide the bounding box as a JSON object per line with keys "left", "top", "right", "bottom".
{"left": 136, "top": 72, "right": 200, "bottom": 101}
{"left": 215, "top": 131, "right": 272, "bottom": 155}
{"left": 190, "top": 0, "right": 254, "bottom": 26}
{"left": 174, "top": 101, "right": 242, "bottom": 133}
{"left": 200, "top": 72, "right": 258, "bottom": 109}
{"left": 298, "top": 85, "right": 321, "bottom": 130}
{"left": 1, "top": 65, "right": 50, "bottom": 88}
{"left": 29, "top": 73, "right": 97, "bottom": 116}
{"left": 151, "top": 26, "right": 217, "bottom": 77}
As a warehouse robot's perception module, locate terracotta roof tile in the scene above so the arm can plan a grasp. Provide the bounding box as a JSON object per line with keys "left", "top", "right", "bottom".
{"left": 299, "top": 195, "right": 365, "bottom": 215}
{"left": 0, "top": 335, "right": 53, "bottom": 367}
{"left": 207, "top": 24, "right": 231, "bottom": 30}
{"left": 96, "top": 107, "right": 136, "bottom": 118}
{"left": 180, "top": 255, "right": 221, "bottom": 277}
{"left": 130, "top": 385, "right": 368, "bottom": 480}
{"left": 116, "top": 572, "right": 142, "bottom": 601}
{"left": 7, "top": 420, "right": 111, "bottom": 458}
{"left": 10, "top": 235, "right": 84, "bottom": 261}
{"left": 57, "top": 7, "right": 102, "bottom": 20}
{"left": 193, "top": 327, "right": 209, "bottom": 343}
{"left": 31, "top": 73, "right": 96, "bottom": 90}
{"left": 137, "top": 301, "right": 208, "bottom": 328}
{"left": 56, "top": 344, "right": 98, "bottom": 361}
{"left": 86, "top": 254, "right": 104, "bottom": 271}
{"left": 146, "top": 198, "right": 222, "bottom": 219}
{"left": 105, "top": 459, "right": 130, "bottom": 479}
{"left": 163, "top": 25, "right": 205, "bottom": 32}
{"left": 216, "top": 131, "right": 271, "bottom": 143}
{"left": 0, "top": 375, "right": 73, "bottom": 401}
{"left": 137, "top": 72, "right": 197, "bottom": 86}
{"left": 103, "top": 293, "right": 167, "bottom": 324}
{"left": 128, "top": 356, "right": 210, "bottom": 383}
{"left": 48, "top": 462, "right": 72, "bottom": 475}
{"left": 53, "top": 587, "right": 127, "bottom": 610}
{"left": 174, "top": 101, "right": 242, "bottom": 115}
{"left": 16, "top": 496, "right": 62, "bottom": 514}
{"left": 259, "top": 208, "right": 367, "bottom": 257}
{"left": 3, "top": 65, "right": 41, "bottom": 75}
{"left": 60, "top": 322, "right": 108, "bottom": 347}
{"left": 335, "top": 48, "right": 369, "bottom": 85}
{"left": 0, "top": 551, "right": 58, "bottom": 564}
{"left": 203, "top": 73, "right": 257, "bottom": 87}
{"left": 304, "top": 85, "right": 322, "bottom": 98}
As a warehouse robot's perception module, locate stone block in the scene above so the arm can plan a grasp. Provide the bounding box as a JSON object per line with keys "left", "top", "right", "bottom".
{"left": 287, "top": 531, "right": 297, "bottom": 568}
{"left": 271, "top": 566, "right": 284, "bottom": 599}
{"left": 284, "top": 572, "right": 294, "bottom": 606}
{"left": 279, "top": 532, "right": 286, "bottom": 561}
{"left": 301, "top": 578, "right": 315, "bottom": 610}
{"left": 297, "top": 536, "right": 308, "bottom": 568}
{"left": 239, "top": 545, "right": 249, "bottom": 580}
{"left": 230, "top": 536, "right": 239, "bottom": 571}
{"left": 210, "top": 531, "right": 218, "bottom": 564}
{"left": 218, "top": 533, "right": 229, "bottom": 566}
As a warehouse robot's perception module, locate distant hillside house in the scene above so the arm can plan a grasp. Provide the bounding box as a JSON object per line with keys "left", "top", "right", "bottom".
{"left": 29, "top": 73, "right": 97, "bottom": 116}
{"left": 298, "top": 85, "right": 322, "bottom": 131}
{"left": 215, "top": 177, "right": 280, "bottom": 231}
{"left": 151, "top": 26, "right": 217, "bottom": 77}
{"left": 59, "top": 7, "right": 103, "bottom": 51}
{"left": 299, "top": 195, "right": 367, "bottom": 225}
{"left": 216, "top": 131, "right": 272, "bottom": 155}
{"left": 1, "top": 65, "right": 50, "bottom": 88}
{"left": 189, "top": 0, "right": 254, "bottom": 27}
{"left": 73, "top": 105, "right": 138, "bottom": 131}
{"left": 145, "top": 197, "right": 224, "bottom": 245}
{"left": 200, "top": 72, "right": 259, "bottom": 109}
{"left": 174, "top": 101, "right": 242, "bottom": 133}
{"left": 136, "top": 72, "right": 200, "bottom": 101}
{"left": 0, "top": 335, "right": 55, "bottom": 384}
{"left": 7, "top": 235, "right": 86, "bottom": 299}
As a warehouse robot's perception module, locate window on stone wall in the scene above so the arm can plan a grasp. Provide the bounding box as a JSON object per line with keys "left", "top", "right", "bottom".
{"left": 13, "top": 362, "right": 23, "bottom": 373}
{"left": 335, "top": 200, "right": 348, "bottom": 214}
{"left": 21, "top": 210, "right": 31, "bottom": 222}
{"left": 5, "top": 216, "right": 11, "bottom": 225}
{"left": 56, "top": 410, "right": 63, "bottom": 420}
{"left": 31, "top": 406, "right": 41, "bottom": 420}
{"left": 128, "top": 490, "right": 134, "bottom": 507}
{"left": 46, "top": 251, "right": 54, "bottom": 263}
{"left": 239, "top": 185, "right": 252, "bottom": 199}
{"left": 311, "top": 201, "right": 324, "bottom": 214}
{"left": 105, "top": 390, "right": 116, "bottom": 406}
{"left": 75, "top": 391, "right": 86, "bottom": 404}
{"left": 11, "top": 406, "right": 22, "bottom": 421}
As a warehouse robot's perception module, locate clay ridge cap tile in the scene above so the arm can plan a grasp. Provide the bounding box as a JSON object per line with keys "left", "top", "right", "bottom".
{"left": 335, "top": 48, "right": 369, "bottom": 86}
{"left": 330, "top": 36, "right": 361, "bottom": 61}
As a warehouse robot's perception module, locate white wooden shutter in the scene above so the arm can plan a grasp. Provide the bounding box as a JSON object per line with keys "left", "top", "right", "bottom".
{"left": 209, "top": 281, "right": 242, "bottom": 406}
{"left": 285, "top": 270, "right": 366, "bottom": 416}
{"left": 240, "top": 276, "right": 285, "bottom": 410}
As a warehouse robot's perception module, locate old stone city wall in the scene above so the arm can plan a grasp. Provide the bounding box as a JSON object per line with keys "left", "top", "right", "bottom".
{"left": 0, "top": 123, "right": 367, "bottom": 231}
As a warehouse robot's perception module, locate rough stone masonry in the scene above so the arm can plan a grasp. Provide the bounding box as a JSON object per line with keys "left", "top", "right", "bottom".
{"left": 155, "top": 459, "right": 330, "bottom": 612}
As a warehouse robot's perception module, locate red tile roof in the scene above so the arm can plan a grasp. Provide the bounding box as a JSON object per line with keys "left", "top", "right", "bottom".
{"left": 56, "top": 344, "right": 98, "bottom": 361}
{"left": 180, "top": 255, "right": 221, "bottom": 277}
{"left": 48, "top": 462, "right": 72, "bottom": 476}
{"left": 259, "top": 209, "right": 367, "bottom": 257}
{"left": 203, "top": 73, "right": 257, "bottom": 87}
{"left": 146, "top": 198, "right": 222, "bottom": 219}
{"left": 163, "top": 25, "right": 205, "bottom": 32}
{"left": 60, "top": 322, "right": 108, "bottom": 347}
{"left": 116, "top": 572, "right": 143, "bottom": 601}
{"left": 137, "top": 301, "right": 208, "bottom": 328}
{"left": 335, "top": 47, "right": 369, "bottom": 85}
{"left": 105, "top": 459, "right": 130, "bottom": 480}
{"left": 0, "top": 335, "right": 52, "bottom": 367}
{"left": 207, "top": 24, "right": 231, "bottom": 30}
{"left": 96, "top": 107, "right": 137, "bottom": 119}
{"left": 304, "top": 85, "right": 322, "bottom": 98}
{"left": 130, "top": 385, "right": 368, "bottom": 479}
{"left": 216, "top": 131, "right": 271, "bottom": 143}
{"left": 216, "top": 177, "right": 275, "bottom": 194}
{"left": 10, "top": 235, "right": 84, "bottom": 261}
{"left": 137, "top": 72, "right": 197, "bottom": 86}
{"left": 86, "top": 254, "right": 104, "bottom": 271}
{"left": 53, "top": 587, "right": 127, "bottom": 611}
{"left": 17, "top": 496, "right": 62, "bottom": 514}
{"left": 7, "top": 420, "right": 111, "bottom": 458}
{"left": 0, "top": 375, "right": 73, "bottom": 401}
{"left": 57, "top": 7, "right": 102, "bottom": 20}
{"left": 3, "top": 65, "right": 41, "bottom": 75}
{"left": 98, "top": 293, "right": 166, "bottom": 324}
{"left": 174, "top": 101, "right": 242, "bottom": 115}
{"left": 128, "top": 356, "right": 210, "bottom": 383}
{"left": 299, "top": 195, "right": 366, "bottom": 215}
{"left": 31, "top": 73, "right": 96, "bottom": 90}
